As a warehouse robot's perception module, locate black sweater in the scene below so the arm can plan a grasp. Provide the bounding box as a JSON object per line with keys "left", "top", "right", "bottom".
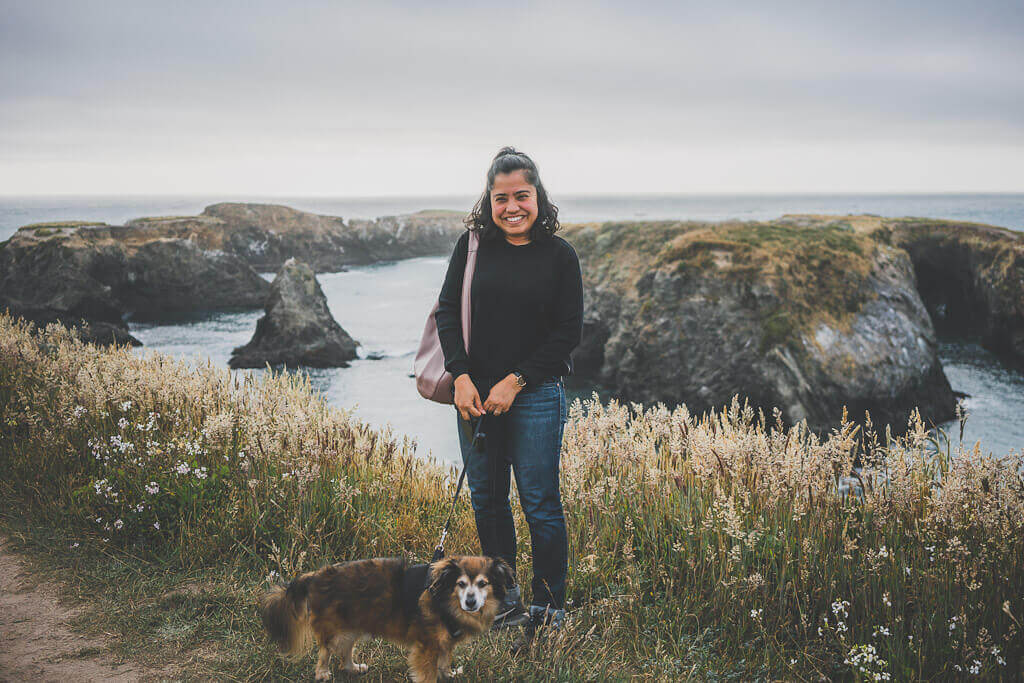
{"left": 434, "top": 230, "right": 584, "bottom": 388}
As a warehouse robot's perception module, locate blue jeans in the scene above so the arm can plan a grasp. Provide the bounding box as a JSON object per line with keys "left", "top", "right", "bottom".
{"left": 456, "top": 377, "right": 568, "bottom": 610}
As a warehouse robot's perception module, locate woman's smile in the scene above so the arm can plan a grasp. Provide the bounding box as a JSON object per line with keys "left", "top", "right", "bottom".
{"left": 490, "top": 170, "right": 538, "bottom": 245}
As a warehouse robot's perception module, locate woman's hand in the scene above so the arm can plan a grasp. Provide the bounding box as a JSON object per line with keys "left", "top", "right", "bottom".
{"left": 483, "top": 374, "right": 523, "bottom": 416}
{"left": 454, "top": 374, "right": 485, "bottom": 421}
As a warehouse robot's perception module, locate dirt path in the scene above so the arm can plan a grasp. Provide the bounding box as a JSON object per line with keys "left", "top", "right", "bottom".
{"left": 0, "top": 537, "right": 144, "bottom": 682}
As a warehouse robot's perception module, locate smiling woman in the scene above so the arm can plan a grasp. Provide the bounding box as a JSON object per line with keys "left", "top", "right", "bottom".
{"left": 433, "top": 147, "right": 584, "bottom": 650}
{"left": 465, "top": 147, "right": 561, "bottom": 246}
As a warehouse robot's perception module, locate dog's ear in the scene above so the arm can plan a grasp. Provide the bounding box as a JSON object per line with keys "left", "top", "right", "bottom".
{"left": 487, "top": 557, "right": 515, "bottom": 600}
{"left": 428, "top": 557, "right": 461, "bottom": 598}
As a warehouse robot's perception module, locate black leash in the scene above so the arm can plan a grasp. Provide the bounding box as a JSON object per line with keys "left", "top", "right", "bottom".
{"left": 430, "top": 413, "right": 486, "bottom": 563}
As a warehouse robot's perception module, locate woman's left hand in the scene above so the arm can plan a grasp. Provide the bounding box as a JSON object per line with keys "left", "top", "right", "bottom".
{"left": 483, "top": 375, "right": 523, "bottom": 415}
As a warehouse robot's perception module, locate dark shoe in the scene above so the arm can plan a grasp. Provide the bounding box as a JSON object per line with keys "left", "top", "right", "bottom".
{"left": 509, "top": 605, "right": 565, "bottom": 655}
{"left": 491, "top": 585, "right": 530, "bottom": 630}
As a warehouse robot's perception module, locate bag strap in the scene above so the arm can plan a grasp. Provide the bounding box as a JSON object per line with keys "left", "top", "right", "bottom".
{"left": 460, "top": 230, "right": 480, "bottom": 355}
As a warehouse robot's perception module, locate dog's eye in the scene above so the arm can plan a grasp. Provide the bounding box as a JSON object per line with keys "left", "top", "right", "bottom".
{"left": 457, "top": 579, "right": 468, "bottom": 588}
{"left": 476, "top": 580, "right": 488, "bottom": 588}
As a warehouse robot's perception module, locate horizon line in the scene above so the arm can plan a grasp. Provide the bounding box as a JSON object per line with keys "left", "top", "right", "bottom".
{"left": 2, "top": 190, "right": 1023, "bottom": 200}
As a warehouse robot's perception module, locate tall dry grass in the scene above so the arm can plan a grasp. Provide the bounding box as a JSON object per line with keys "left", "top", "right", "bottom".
{"left": 0, "top": 313, "right": 1021, "bottom": 679}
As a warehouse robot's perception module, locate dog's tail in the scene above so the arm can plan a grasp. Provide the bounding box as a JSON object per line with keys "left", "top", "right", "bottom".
{"left": 259, "top": 572, "right": 314, "bottom": 657}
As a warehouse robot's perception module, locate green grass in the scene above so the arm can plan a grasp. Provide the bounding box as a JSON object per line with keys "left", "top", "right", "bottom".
{"left": 1, "top": 315, "right": 1021, "bottom": 680}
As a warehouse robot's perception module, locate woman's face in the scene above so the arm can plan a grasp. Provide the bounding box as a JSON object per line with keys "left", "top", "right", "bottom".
{"left": 489, "top": 170, "right": 538, "bottom": 244}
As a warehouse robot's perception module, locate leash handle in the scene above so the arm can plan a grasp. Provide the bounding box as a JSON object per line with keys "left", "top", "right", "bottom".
{"left": 433, "top": 414, "right": 485, "bottom": 559}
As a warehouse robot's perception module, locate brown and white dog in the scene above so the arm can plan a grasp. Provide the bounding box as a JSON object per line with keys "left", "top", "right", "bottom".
{"left": 260, "top": 555, "right": 512, "bottom": 682}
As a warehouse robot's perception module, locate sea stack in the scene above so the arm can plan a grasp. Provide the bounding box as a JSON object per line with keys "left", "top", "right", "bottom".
{"left": 229, "top": 258, "right": 358, "bottom": 368}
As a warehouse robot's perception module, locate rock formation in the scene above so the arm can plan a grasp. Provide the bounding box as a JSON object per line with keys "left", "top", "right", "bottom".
{"left": 564, "top": 218, "right": 957, "bottom": 432}
{"left": 0, "top": 222, "right": 269, "bottom": 345}
{"left": 777, "top": 214, "right": 1024, "bottom": 368}
{"left": 869, "top": 218, "right": 1023, "bottom": 368}
{"left": 126, "top": 203, "right": 465, "bottom": 272}
{"left": 229, "top": 258, "right": 358, "bottom": 368}
{"left": 0, "top": 202, "right": 463, "bottom": 347}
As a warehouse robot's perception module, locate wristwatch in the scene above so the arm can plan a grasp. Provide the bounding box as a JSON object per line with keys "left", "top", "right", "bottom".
{"left": 512, "top": 371, "right": 527, "bottom": 388}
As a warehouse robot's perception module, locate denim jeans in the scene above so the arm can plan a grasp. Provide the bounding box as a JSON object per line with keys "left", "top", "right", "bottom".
{"left": 456, "top": 377, "right": 568, "bottom": 610}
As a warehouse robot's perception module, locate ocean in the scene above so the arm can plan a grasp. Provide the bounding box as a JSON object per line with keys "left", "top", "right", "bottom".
{"left": 2, "top": 193, "right": 1022, "bottom": 462}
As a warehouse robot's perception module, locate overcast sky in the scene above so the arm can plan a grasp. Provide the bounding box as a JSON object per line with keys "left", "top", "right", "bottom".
{"left": 2, "top": 0, "right": 1022, "bottom": 195}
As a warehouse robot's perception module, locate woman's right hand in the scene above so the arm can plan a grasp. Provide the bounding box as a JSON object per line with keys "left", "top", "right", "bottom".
{"left": 454, "top": 374, "right": 484, "bottom": 421}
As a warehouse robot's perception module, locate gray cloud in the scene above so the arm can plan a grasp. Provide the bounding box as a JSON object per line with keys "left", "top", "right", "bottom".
{"left": 1, "top": 0, "right": 1022, "bottom": 193}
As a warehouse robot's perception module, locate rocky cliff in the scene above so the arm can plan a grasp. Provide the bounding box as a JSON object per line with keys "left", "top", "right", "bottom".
{"left": 868, "top": 217, "right": 1023, "bottom": 367}
{"left": 776, "top": 215, "right": 1024, "bottom": 368}
{"left": 564, "top": 218, "right": 957, "bottom": 432}
{"left": 126, "top": 203, "right": 464, "bottom": 272}
{"left": 0, "top": 222, "right": 269, "bottom": 344}
{"left": 0, "top": 202, "right": 464, "bottom": 346}
{"left": 229, "top": 258, "right": 358, "bottom": 368}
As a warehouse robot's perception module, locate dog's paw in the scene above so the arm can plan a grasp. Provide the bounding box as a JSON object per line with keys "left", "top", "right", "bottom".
{"left": 441, "top": 664, "right": 464, "bottom": 679}
{"left": 344, "top": 662, "right": 369, "bottom": 675}
{"left": 315, "top": 668, "right": 333, "bottom": 681}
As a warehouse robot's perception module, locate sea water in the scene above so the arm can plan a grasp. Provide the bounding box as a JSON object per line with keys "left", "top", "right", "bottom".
{"left": 2, "top": 194, "right": 1022, "bottom": 462}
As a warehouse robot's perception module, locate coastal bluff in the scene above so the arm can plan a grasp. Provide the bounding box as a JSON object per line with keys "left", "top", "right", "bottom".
{"left": 868, "top": 217, "right": 1024, "bottom": 368}
{"left": 0, "top": 203, "right": 465, "bottom": 346}
{"left": 563, "top": 216, "right": 963, "bottom": 432}
{"left": 126, "top": 203, "right": 465, "bottom": 272}
{"left": 0, "top": 220, "right": 269, "bottom": 345}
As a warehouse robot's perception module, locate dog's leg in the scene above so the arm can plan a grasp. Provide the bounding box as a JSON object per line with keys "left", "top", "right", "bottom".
{"left": 330, "top": 632, "right": 368, "bottom": 675}
{"left": 408, "top": 643, "right": 441, "bottom": 683}
{"left": 315, "top": 644, "right": 333, "bottom": 681}
{"left": 437, "top": 647, "right": 464, "bottom": 679}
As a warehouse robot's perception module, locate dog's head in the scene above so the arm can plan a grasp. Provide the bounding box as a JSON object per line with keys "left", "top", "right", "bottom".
{"left": 428, "top": 555, "right": 514, "bottom": 614}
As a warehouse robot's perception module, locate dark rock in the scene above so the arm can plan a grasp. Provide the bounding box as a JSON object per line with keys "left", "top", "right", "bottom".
{"left": 229, "top": 258, "right": 358, "bottom": 368}
{"left": 75, "top": 318, "right": 143, "bottom": 347}
{"left": 564, "top": 218, "right": 957, "bottom": 433}
{"left": 0, "top": 222, "right": 269, "bottom": 344}
{"left": 865, "top": 217, "right": 1024, "bottom": 368}
{"left": 120, "top": 238, "right": 269, "bottom": 319}
{"left": 1, "top": 310, "right": 141, "bottom": 348}
{"left": 123, "top": 203, "right": 464, "bottom": 272}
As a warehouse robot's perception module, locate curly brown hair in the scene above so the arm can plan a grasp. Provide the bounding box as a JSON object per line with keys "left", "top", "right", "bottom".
{"left": 465, "top": 146, "right": 560, "bottom": 242}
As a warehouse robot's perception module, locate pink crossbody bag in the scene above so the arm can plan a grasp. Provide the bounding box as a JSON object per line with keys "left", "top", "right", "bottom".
{"left": 414, "top": 230, "right": 480, "bottom": 403}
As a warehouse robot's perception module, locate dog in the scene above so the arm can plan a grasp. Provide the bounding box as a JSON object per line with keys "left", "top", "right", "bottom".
{"left": 260, "top": 555, "right": 513, "bottom": 681}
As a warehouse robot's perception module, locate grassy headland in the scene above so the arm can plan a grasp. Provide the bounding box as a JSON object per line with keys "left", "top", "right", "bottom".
{"left": 563, "top": 218, "right": 880, "bottom": 353}
{"left": 0, "top": 314, "right": 1021, "bottom": 679}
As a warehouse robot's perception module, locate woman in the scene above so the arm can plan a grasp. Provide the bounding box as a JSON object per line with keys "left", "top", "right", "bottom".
{"left": 434, "top": 147, "right": 583, "bottom": 645}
